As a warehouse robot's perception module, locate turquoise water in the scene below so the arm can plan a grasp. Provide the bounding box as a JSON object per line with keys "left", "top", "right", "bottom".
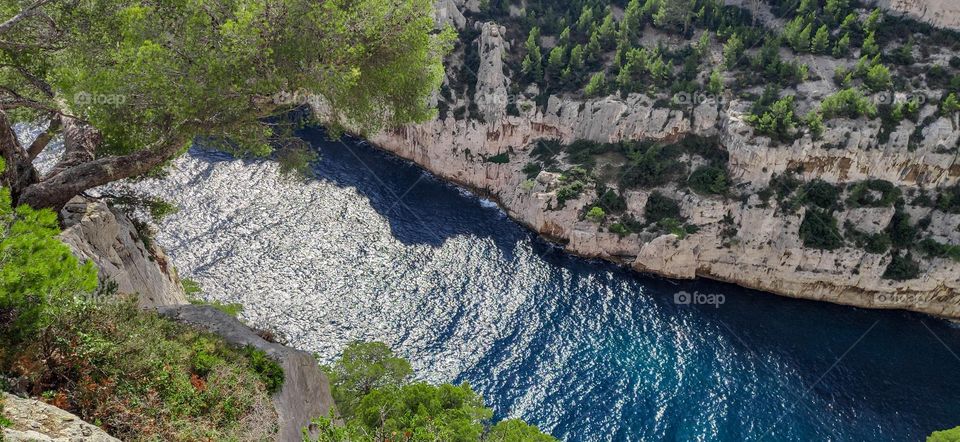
{"left": 142, "top": 129, "right": 960, "bottom": 441}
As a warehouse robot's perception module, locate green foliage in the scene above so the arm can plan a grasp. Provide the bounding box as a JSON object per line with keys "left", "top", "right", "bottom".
{"left": 585, "top": 72, "right": 607, "bottom": 97}
{"left": 799, "top": 208, "right": 844, "bottom": 250}
{"left": 801, "top": 180, "right": 841, "bottom": 210}
{"left": 919, "top": 238, "right": 960, "bottom": 262}
{"left": 244, "top": 346, "right": 285, "bottom": 394}
{"left": 3, "top": 0, "right": 452, "bottom": 165}
{"left": 522, "top": 27, "right": 544, "bottom": 81}
{"left": 864, "top": 64, "right": 893, "bottom": 92}
{"left": 314, "top": 342, "right": 555, "bottom": 442}
{"left": 820, "top": 88, "right": 878, "bottom": 120}
{"left": 688, "top": 166, "right": 729, "bottom": 195}
{"left": 586, "top": 206, "right": 606, "bottom": 222}
{"left": 644, "top": 192, "right": 681, "bottom": 224}
{"left": 937, "top": 185, "right": 960, "bottom": 214}
{"left": 706, "top": 70, "right": 723, "bottom": 95}
{"left": 594, "top": 187, "right": 627, "bottom": 214}
{"left": 883, "top": 250, "right": 920, "bottom": 281}
{"left": 886, "top": 207, "right": 918, "bottom": 249}
{"left": 486, "top": 152, "right": 510, "bottom": 164}
{"left": 843, "top": 221, "right": 891, "bottom": 254}
{"left": 846, "top": 180, "right": 901, "bottom": 208}
{"left": 522, "top": 162, "right": 543, "bottom": 179}
{"left": 748, "top": 95, "right": 799, "bottom": 142}
{"left": 2, "top": 301, "right": 279, "bottom": 441}
{"left": 0, "top": 184, "right": 98, "bottom": 341}
{"left": 324, "top": 341, "right": 413, "bottom": 419}
{"left": 723, "top": 33, "right": 745, "bottom": 68}
{"left": 942, "top": 93, "right": 960, "bottom": 115}
{"left": 929, "top": 425, "right": 960, "bottom": 442}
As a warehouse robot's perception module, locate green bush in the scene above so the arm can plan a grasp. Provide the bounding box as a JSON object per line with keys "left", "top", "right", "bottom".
{"left": 886, "top": 208, "right": 918, "bottom": 249}
{"left": 244, "top": 346, "right": 285, "bottom": 394}
{"left": 586, "top": 206, "right": 606, "bottom": 223}
{"left": 846, "top": 180, "right": 901, "bottom": 208}
{"left": 883, "top": 251, "right": 920, "bottom": 281}
{"left": 799, "top": 208, "right": 844, "bottom": 250}
{"left": 937, "top": 185, "right": 960, "bottom": 214}
{"left": 801, "top": 180, "right": 841, "bottom": 209}
{"left": 486, "top": 152, "right": 510, "bottom": 164}
{"left": 3, "top": 301, "right": 279, "bottom": 441}
{"left": 555, "top": 180, "right": 586, "bottom": 207}
{"left": 688, "top": 166, "right": 729, "bottom": 195}
{"left": 645, "top": 192, "right": 682, "bottom": 225}
{"left": 594, "top": 187, "right": 627, "bottom": 213}
{"left": 522, "top": 162, "right": 542, "bottom": 179}
{"left": 919, "top": 238, "right": 960, "bottom": 262}
{"left": 315, "top": 342, "right": 555, "bottom": 442}
{"left": 820, "top": 88, "right": 877, "bottom": 120}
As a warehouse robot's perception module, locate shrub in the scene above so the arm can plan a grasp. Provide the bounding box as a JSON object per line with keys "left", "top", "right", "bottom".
{"left": 594, "top": 186, "right": 627, "bottom": 213}
{"left": 486, "top": 152, "right": 510, "bottom": 164}
{"left": 645, "top": 192, "right": 682, "bottom": 224}
{"left": 801, "top": 180, "right": 841, "bottom": 209}
{"left": 586, "top": 206, "right": 606, "bottom": 223}
{"left": 3, "top": 301, "right": 279, "bottom": 441}
{"left": 886, "top": 208, "right": 917, "bottom": 249}
{"left": 609, "top": 223, "right": 630, "bottom": 236}
{"left": 555, "top": 180, "right": 586, "bottom": 207}
{"left": 799, "top": 208, "right": 844, "bottom": 250}
{"left": 918, "top": 238, "right": 960, "bottom": 262}
{"left": 522, "top": 162, "right": 542, "bottom": 179}
{"left": 688, "top": 166, "right": 729, "bottom": 195}
{"left": 820, "top": 88, "right": 877, "bottom": 120}
{"left": 937, "top": 185, "right": 960, "bottom": 214}
{"left": 747, "top": 96, "right": 799, "bottom": 142}
{"left": 883, "top": 251, "right": 920, "bottom": 281}
{"left": 244, "top": 346, "right": 285, "bottom": 394}
{"left": 846, "top": 180, "right": 901, "bottom": 208}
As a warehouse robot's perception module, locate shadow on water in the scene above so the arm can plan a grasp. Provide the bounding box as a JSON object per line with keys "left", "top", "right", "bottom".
{"left": 194, "top": 125, "right": 960, "bottom": 441}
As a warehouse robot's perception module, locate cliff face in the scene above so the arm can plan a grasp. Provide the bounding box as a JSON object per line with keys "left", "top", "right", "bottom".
{"left": 872, "top": 0, "right": 960, "bottom": 31}
{"left": 362, "top": 12, "right": 960, "bottom": 318}
{"left": 58, "top": 197, "right": 189, "bottom": 308}
{"left": 1, "top": 393, "right": 119, "bottom": 442}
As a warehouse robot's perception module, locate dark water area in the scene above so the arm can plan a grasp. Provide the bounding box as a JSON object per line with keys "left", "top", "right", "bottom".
{"left": 145, "top": 128, "right": 960, "bottom": 441}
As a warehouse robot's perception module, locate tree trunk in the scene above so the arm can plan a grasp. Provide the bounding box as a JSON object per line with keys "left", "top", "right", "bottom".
{"left": 0, "top": 110, "right": 39, "bottom": 203}
{"left": 18, "top": 131, "right": 187, "bottom": 211}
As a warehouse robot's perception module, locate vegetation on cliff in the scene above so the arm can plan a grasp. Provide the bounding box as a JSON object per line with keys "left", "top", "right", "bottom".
{"left": 0, "top": 166, "right": 285, "bottom": 440}
{"left": 307, "top": 342, "right": 556, "bottom": 441}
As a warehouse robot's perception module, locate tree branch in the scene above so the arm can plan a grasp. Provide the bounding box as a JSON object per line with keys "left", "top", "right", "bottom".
{"left": 0, "top": 0, "right": 54, "bottom": 35}
{"left": 19, "top": 125, "right": 189, "bottom": 211}
{"left": 26, "top": 114, "right": 60, "bottom": 160}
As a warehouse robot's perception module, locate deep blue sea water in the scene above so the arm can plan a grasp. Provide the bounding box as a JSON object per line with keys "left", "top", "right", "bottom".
{"left": 137, "top": 128, "right": 960, "bottom": 442}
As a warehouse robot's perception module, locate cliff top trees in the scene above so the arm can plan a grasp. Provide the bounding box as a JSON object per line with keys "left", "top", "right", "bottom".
{"left": 0, "top": 0, "right": 452, "bottom": 210}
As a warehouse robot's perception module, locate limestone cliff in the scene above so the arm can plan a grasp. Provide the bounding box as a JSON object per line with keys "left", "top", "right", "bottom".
{"left": 872, "top": 0, "right": 960, "bottom": 31}
{"left": 358, "top": 7, "right": 960, "bottom": 318}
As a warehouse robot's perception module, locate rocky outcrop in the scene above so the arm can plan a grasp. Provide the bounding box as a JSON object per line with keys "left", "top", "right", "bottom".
{"left": 872, "top": 0, "right": 960, "bottom": 31}
{"left": 59, "top": 197, "right": 188, "bottom": 308}
{"left": 1, "top": 393, "right": 119, "bottom": 442}
{"left": 474, "top": 22, "right": 510, "bottom": 124}
{"left": 158, "top": 305, "right": 336, "bottom": 442}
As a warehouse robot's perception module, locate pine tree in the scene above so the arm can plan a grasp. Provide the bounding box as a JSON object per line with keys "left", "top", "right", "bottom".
{"left": 521, "top": 27, "right": 543, "bottom": 82}
{"left": 707, "top": 70, "right": 723, "bottom": 95}
{"left": 723, "top": 33, "right": 744, "bottom": 69}
{"left": 576, "top": 5, "right": 594, "bottom": 33}
{"left": 811, "top": 25, "right": 830, "bottom": 54}
{"left": 862, "top": 31, "right": 879, "bottom": 57}
{"left": 653, "top": 0, "right": 692, "bottom": 34}
{"left": 598, "top": 10, "right": 618, "bottom": 49}
{"left": 585, "top": 72, "right": 607, "bottom": 97}
{"left": 569, "top": 45, "right": 585, "bottom": 71}
{"left": 833, "top": 33, "right": 851, "bottom": 58}
{"left": 547, "top": 45, "right": 567, "bottom": 78}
